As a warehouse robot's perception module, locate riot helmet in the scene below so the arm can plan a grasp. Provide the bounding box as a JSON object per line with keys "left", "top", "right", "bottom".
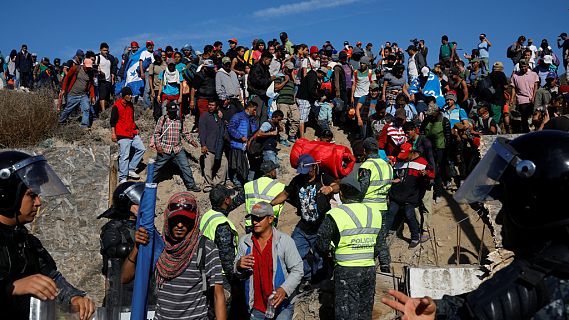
{"left": 0, "top": 151, "right": 69, "bottom": 216}
{"left": 455, "top": 131, "right": 569, "bottom": 243}
{"left": 98, "top": 182, "right": 144, "bottom": 219}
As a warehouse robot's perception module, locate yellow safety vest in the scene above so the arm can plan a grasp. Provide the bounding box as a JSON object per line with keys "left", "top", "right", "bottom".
{"left": 199, "top": 209, "right": 239, "bottom": 253}
{"left": 328, "top": 203, "right": 382, "bottom": 267}
{"left": 244, "top": 177, "right": 285, "bottom": 227}
{"left": 360, "top": 157, "right": 393, "bottom": 210}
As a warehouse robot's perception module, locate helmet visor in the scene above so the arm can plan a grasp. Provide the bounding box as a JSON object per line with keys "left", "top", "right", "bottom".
{"left": 454, "top": 138, "right": 519, "bottom": 204}
{"left": 13, "top": 156, "right": 70, "bottom": 197}
{"left": 124, "top": 182, "right": 144, "bottom": 205}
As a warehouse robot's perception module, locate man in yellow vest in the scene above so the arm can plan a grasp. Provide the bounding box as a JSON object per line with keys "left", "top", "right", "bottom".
{"left": 199, "top": 185, "right": 244, "bottom": 315}
{"left": 316, "top": 175, "right": 382, "bottom": 320}
{"left": 244, "top": 160, "right": 285, "bottom": 232}
{"left": 358, "top": 137, "right": 393, "bottom": 272}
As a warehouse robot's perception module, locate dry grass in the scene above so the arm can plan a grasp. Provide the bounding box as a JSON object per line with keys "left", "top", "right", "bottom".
{"left": 0, "top": 90, "right": 59, "bottom": 148}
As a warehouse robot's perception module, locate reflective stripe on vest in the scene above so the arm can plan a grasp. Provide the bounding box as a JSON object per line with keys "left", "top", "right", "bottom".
{"left": 199, "top": 209, "right": 239, "bottom": 253}
{"left": 244, "top": 177, "right": 285, "bottom": 227}
{"left": 328, "top": 204, "right": 382, "bottom": 267}
{"left": 361, "top": 158, "right": 393, "bottom": 207}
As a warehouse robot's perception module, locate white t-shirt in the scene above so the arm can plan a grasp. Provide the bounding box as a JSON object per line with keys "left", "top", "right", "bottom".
{"left": 352, "top": 69, "right": 376, "bottom": 98}
{"left": 528, "top": 44, "right": 538, "bottom": 63}
{"left": 139, "top": 50, "right": 155, "bottom": 71}
{"left": 98, "top": 54, "right": 112, "bottom": 82}
{"left": 407, "top": 54, "right": 418, "bottom": 79}
{"left": 301, "top": 57, "right": 320, "bottom": 72}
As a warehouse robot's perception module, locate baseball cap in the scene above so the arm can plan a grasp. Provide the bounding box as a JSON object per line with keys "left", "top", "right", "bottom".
{"left": 222, "top": 56, "right": 231, "bottom": 65}
{"left": 76, "top": 49, "right": 85, "bottom": 57}
{"left": 153, "top": 50, "right": 162, "bottom": 58}
{"left": 546, "top": 72, "right": 557, "bottom": 80}
{"left": 560, "top": 33, "right": 568, "bottom": 38}
{"left": 228, "top": 38, "right": 238, "bottom": 44}
{"left": 343, "top": 41, "right": 349, "bottom": 46}
{"left": 397, "top": 142, "right": 413, "bottom": 160}
{"left": 492, "top": 61, "right": 504, "bottom": 71}
{"left": 370, "top": 82, "right": 380, "bottom": 90}
{"left": 182, "top": 44, "right": 192, "bottom": 51}
{"left": 83, "top": 58, "right": 93, "bottom": 68}
{"left": 249, "top": 201, "right": 274, "bottom": 218}
{"left": 146, "top": 40, "right": 154, "bottom": 47}
{"left": 130, "top": 41, "right": 139, "bottom": 48}
{"left": 280, "top": 32, "right": 288, "bottom": 38}
{"left": 310, "top": 46, "right": 319, "bottom": 54}
{"left": 362, "top": 137, "right": 378, "bottom": 151}
{"left": 260, "top": 160, "right": 280, "bottom": 174}
{"left": 543, "top": 55, "right": 553, "bottom": 65}
{"left": 360, "top": 56, "right": 370, "bottom": 65}
{"left": 296, "top": 154, "right": 317, "bottom": 174}
{"left": 167, "top": 192, "right": 198, "bottom": 220}
{"left": 405, "top": 45, "right": 417, "bottom": 52}
{"left": 284, "top": 61, "right": 294, "bottom": 70}
{"left": 356, "top": 41, "right": 363, "bottom": 45}
{"left": 202, "top": 59, "right": 215, "bottom": 67}
{"left": 421, "top": 66, "right": 430, "bottom": 77}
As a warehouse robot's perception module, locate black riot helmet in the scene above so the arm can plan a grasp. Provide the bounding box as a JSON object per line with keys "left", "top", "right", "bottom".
{"left": 98, "top": 182, "right": 144, "bottom": 219}
{"left": 0, "top": 150, "right": 69, "bottom": 217}
{"left": 455, "top": 131, "right": 569, "bottom": 246}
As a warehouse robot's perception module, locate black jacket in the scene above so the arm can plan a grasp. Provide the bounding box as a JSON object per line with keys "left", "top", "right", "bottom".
{"left": 194, "top": 70, "right": 217, "bottom": 99}
{"left": 248, "top": 62, "right": 272, "bottom": 97}
{"left": 297, "top": 70, "right": 319, "bottom": 103}
{"left": 15, "top": 52, "right": 33, "bottom": 73}
{"left": 0, "top": 223, "right": 85, "bottom": 319}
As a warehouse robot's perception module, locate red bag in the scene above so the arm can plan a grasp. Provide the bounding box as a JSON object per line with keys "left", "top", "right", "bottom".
{"left": 290, "top": 138, "right": 356, "bottom": 179}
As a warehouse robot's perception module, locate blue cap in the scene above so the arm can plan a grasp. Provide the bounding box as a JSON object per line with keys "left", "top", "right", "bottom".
{"left": 296, "top": 154, "right": 316, "bottom": 174}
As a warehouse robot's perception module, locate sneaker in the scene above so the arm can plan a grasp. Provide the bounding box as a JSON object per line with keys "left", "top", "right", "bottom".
{"left": 420, "top": 234, "right": 431, "bottom": 243}
{"left": 408, "top": 239, "right": 420, "bottom": 249}
{"left": 128, "top": 170, "right": 140, "bottom": 179}
{"left": 279, "top": 139, "right": 290, "bottom": 147}
{"left": 203, "top": 186, "right": 213, "bottom": 193}
{"left": 187, "top": 185, "right": 201, "bottom": 192}
{"left": 119, "top": 179, "right": 128, "bottom": 184}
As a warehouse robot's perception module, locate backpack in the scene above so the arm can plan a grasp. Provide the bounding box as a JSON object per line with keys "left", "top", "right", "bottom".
{"left": 478, "top": 116, "right": 501, "bottom": 134}
{"left": 309, "top": 103, "right": 322, "bottom": 125}
{"left": 477, "top": 75, "right": 496, "bottom": 100}
{"left": 506, "top": 45, "right": 517, "bottom": 59}
{"left": 181, "top": 63, "right": 199, "bottom": 86}
{"left": 441, "top": 43, "right": 452, "bottom": 59}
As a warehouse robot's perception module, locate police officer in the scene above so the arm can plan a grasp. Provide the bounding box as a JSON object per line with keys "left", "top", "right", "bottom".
{"left": 199, "top": 185, "right": 245, "bottom": 316}
{"left": 244, "top": 160, "right": 285, "bottom": 232}
{"left": 383, "top": 131, "right": 569, "bottom": 319}
{"left": 98, "top": 181, "right": 146, "bottom": 318}
{"left": 316, "top": 175, "right": 382, "bottom": 320}
{"left": 358, "top": 137, "right": 393, "bottom": 272}
{"left": 0, "top": 150, "right": 95, "bottom": 320}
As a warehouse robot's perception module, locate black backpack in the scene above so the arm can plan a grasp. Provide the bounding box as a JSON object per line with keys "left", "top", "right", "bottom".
{"left": 477, "top": 76, "right": 496, "bottom": 100}
{"left": 506, "top": 45, "right": 516, "bottom": 59}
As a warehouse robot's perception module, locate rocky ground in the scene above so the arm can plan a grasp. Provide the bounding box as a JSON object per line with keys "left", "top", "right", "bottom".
{"left": 37, "top": 105, "right": 496, "bottom": 319}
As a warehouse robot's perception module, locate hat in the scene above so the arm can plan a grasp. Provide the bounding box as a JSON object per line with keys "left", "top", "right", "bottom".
{"left": 121, "top": 86, "right": 133, "bottom": 96}
{"left": 339, "top": 175, "right": 362, "bottom": 197}
{"left": 397, "top": 142, "right": 413, "bottom": 160}
{"left": 395, "top": 107, "right": 407, "bottom": 120}
{"left": 405, "top": 45, "right": 417, "bottom": 52}
{"left": 280, "top": 32, "right": 288, "bottom": 38}
{"left": 492, "top": 61, "right": 504, "bottom": 71}
{"left": 356, "top": 41, "right": 362, "bottom": 45}
{"left": 284, "top": 61, "right": 294, "bottom": 70}
{"left": 222, "top": 56, "right": 231, "bottom": 65}
{"left": 546, "top": 72, "right": 557, "bottom": 80}
{"left": 166, "top": 58, "right": 176, "bottom": 65}
{"left": 296, "top": 154, "right": 317, "bottom": 174}
{"left": 146, "top": 40, "right": 154, "bottom": 47}
{"left": 543, "top": 55, "right": 553, "bottom": 65}
{"left": 339, "top": 51, "right": 348, "bottom": 59}
{"left": 327, "top": 61, "right": 337, "bottom": 69}
{"left": 560, "top": 33, "right": 568, "bottom": 38}
{"left": 182, "top": 44, "right": 192, "bottom": 51}
{"left": 359, "top": 56, "right": 370, "bottom": 65}
{"left": 260, "top": 160, "right": 280, "bottom": 174}
{"left": 421, "top": 66, "right": 430, "bottom": 77}
{"left": 202, "top": 59, "right": 215, "bottom": 67}
{"left": 518, "top": 59, "right": 529, "bottom": 66}
{"left": 249, "top": 201, "right": 273, "bottom": 218}
{"left": 317, "top": 67, "right": 328, "bottom": 74}
{"left": 343, "top": 41, "right": 349, "bottom": 46}
{"left": 445, "top": 92, "right": 457, "bottom": 102}
{"left": 83, "top": 58, "right": 93, "bottom": 68}
{"left": 310, "top": 46, "right": 319, "bottom": 54}
{"left": 167, "top": 192, "right": 198, "bottom": 220}
{"left": 76, "top": 49, "right": 85, "bottom": 57}
{"left": 362, "top": 137, "right": 378, "bottom": 151}
{"left": 153, "top": 50, "right": 162, "bottom": 58}
{"left": 228, "top": 38, "right": 238, "bottom": 44}
{"left": 425, "top": 104, "right": 440, "bottom": 116}
{"left": 130, "top": 41, "right": 139, "bottom": 48}
{"left": 370, "top": 82, "right": 380, "bottom": 90}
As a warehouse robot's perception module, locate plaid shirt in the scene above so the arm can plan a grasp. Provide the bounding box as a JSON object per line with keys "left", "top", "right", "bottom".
{"left": 153, "top": 116, "right": 193, "bottom": 154}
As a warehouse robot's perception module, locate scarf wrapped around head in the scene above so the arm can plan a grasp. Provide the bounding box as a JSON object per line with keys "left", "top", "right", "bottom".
{"left": 156, "top": 192, "right": 201, "bottom": 286}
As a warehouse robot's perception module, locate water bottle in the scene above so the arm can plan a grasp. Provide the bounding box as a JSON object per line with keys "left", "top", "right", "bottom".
{"left": 265, "top": 291, "right": 276, "bottom": 319}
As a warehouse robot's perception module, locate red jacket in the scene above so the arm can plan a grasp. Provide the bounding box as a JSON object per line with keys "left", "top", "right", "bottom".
{"left": 378, "top": 123, "right": 407, "bottom": 157}
{"left": 111, "top": 98, "right": 138, "bottom": 139}
{"left": 61, "top": 65, "right": 95, "bottom": 98}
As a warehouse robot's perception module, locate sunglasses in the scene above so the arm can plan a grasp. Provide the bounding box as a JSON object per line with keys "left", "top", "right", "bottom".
{"left": 168, "top": 201, "right": 197, "bottom": 213}
{"left": 251, "top": 215, "right": 269, "bottom": 222}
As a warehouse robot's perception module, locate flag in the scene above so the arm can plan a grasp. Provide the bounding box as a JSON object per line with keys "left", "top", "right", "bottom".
{"left": 409, "top": 72, "right": 446, "bottom": 107}
{"left": 131, "top": 159, "right": 164, "bottom": 320}
{"left": 124, "top": 49, "right": 145, "bottom": 96}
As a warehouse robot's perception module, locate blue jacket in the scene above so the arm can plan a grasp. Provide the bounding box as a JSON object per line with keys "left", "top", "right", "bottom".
{"left": 228, "top": 111, "right": 257, "bottom": 150}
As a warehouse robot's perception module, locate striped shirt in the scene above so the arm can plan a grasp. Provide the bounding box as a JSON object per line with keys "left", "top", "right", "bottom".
{"left": 154, "top": 238, "right": 223, "bottom": 320}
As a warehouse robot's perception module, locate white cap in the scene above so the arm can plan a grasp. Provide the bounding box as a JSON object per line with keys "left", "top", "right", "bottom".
{"left": 543, "top": 55, "right": 553, "bottom": 65}
{"left": 421, "top": 66, "right": 430, "bottom": 77}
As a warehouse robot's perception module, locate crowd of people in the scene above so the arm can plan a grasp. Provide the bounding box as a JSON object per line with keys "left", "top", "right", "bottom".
{"left": 1, "top": 30, "right": 569, "bottom": 320}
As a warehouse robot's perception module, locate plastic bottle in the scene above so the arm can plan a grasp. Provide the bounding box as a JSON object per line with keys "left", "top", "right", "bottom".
{"left": 265, "top": 291, "right": 276, "bottom": 319}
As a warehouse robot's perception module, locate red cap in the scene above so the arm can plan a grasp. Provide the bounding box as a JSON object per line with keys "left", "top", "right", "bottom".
{"left": 165, "top": 192, "right": 198, "bottom": 220}
{"left": 356, "top": 41, "right": 363, "bottom": 45}
{"left": 228, "top": 38, "right": 238, "bottom": 44}
{"left": 310, "top": 46, "right": 319, "bottom": 54}
{"left": 130, "top": 41, "right": 139, "bottom": 48}
{"left": 146, "top": 40, "right": 154, "bottom": 47}
{"left": 397, "top": 142, "right": 412, "bottom": 160}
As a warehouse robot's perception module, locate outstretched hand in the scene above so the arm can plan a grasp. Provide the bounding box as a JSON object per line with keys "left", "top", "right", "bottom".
{"left": 381, "top": 289, "right": 436, "bottom": 320}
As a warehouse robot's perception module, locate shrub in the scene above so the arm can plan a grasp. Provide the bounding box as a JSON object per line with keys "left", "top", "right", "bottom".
{"left": 0, "top": 90, "right": 59, "bottom": 147}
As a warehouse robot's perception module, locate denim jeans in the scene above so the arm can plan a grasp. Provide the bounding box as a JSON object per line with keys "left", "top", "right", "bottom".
{"left": 386, "top": 201, "right": 420, "bottom": 241}
{"left": 117, "top": 135, "right": 146, "bottom": 181}
{"left": 291, "top": 225, "right": 323, "bottom": 282}
{"left": 249, "top": 303, "right": 294, "bottom": 320}
{"left": 143, "top": 71, "right": 151, "bottom": 108}
{"left": 59, "top": 94, "right": 91, "bottom": 127}
{"left": 262, "top": 150, "right": 279, "bottom": 165}
{"left": 153, "top": 150, "right": 197, "bottom": 189}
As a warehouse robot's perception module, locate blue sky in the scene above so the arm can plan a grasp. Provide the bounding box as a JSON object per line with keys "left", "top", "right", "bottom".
{"left": 2, "top": 0, "right": 568, "bottom": 74}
